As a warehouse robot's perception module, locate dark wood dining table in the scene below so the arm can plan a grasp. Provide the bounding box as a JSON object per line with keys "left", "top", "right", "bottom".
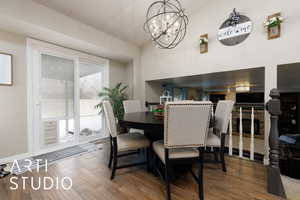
{"left": 118, "top": 112, "right": 165, "bottom": 141}
{"left": 119, "top": 111, "right": 215, "bottom": 141}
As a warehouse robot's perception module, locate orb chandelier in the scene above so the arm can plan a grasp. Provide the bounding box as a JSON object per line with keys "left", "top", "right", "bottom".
{"left": 144, "top": 0, "right": 188, "bottom": 49}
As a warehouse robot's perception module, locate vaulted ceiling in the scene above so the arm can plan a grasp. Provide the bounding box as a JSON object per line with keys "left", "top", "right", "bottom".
{"left": 33, "top": 0, "right": 211, "bottom": 47}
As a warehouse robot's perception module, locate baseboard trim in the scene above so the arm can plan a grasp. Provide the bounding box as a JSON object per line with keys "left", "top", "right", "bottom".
{"left": 0, "top": 152, "right": 31, "bottom": 164}
{"left": 0, "top": 136, "right": 107, "bottom": 164}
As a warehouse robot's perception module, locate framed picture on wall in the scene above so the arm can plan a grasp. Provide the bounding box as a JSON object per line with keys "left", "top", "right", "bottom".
{"left": 267, "top": 13, "right": 281, "bottom": 40}
{"left": 0, "top": 53, "right": 13, "bottom": 86}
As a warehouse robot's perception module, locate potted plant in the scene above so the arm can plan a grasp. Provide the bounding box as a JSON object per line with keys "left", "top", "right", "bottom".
{"left": 264, "top": 15, "right": 284, "bottom": 28}
{"left": 152, "top": 104, "right": 165, "bottom": 117}
{"left": 95, "top": 82, "right": 128, "bottom": 121}
{"left": 264, "top": 13, "right": 284, "bottom": 39}
{"left": 199, "top": 34, "right": 208, "bottom": 53}
{"left": 199, "top": 37, "right": 208, "bottom": 45}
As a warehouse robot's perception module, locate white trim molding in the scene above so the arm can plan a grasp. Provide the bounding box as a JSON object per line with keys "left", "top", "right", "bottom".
{"left": 0, "top": 153, "right": 31, "bottom": 164}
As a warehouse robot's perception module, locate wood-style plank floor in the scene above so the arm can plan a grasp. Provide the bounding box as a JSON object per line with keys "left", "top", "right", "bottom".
{"left": 0, "top": 143, "right": 281, "bottom": 200}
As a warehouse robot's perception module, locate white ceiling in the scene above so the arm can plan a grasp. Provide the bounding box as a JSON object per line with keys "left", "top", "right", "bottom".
{"left": 32, "top": 0, "right": 211, "bottom": 47}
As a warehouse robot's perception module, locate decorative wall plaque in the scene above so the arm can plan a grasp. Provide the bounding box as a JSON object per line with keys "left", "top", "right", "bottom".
{"left": 199, "top": 34, "right": 208, "bottom": 54}
{"left": 218, "top": 9, "right": 252, "bottom": 46}
{"left": 265, "top": 13, "right": 282, "bottom": 40}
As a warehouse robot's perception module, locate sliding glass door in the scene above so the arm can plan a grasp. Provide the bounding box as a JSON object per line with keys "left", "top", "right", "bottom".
{"left": 28, "top": 39, "right": 109, "bottom": 153}
{"left": 32, "top": 51, "right": 107, "bottom": 152}
{"left": 79, "top": 61, "right": 105, "bottom": 140}
{"left": 40, "top": 54, "right": 76, "bottom": 147}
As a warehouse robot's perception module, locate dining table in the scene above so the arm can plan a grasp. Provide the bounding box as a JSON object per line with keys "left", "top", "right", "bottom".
{"left": 118, "top": 111, "right": 164, "bottom": 141}
{"left": 119, "top": 111, "right": 215, "bottom": 141}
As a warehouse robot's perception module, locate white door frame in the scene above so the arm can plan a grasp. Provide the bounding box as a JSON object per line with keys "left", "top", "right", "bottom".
{"left": 26, "top": 38, "right": 109, "bottom": 155}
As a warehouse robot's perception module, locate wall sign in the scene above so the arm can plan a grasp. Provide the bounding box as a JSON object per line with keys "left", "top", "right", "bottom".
{"left": 218, "top": 9, "right": 252, "bottom": 46}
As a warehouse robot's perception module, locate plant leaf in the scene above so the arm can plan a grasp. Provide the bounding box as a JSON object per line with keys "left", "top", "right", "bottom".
{"left": 95, "top": 82, "right": 128, "bottom": 120}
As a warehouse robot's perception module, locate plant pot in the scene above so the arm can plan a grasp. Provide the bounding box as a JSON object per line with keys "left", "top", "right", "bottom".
{"left": 268, "top": 25, "right": 281, "bottom": 39}
{"left": 200, "top": 34, "right": 208, "bottom": 53}
{"left": 200, "top": 43, "right": 208, "bottom": 54}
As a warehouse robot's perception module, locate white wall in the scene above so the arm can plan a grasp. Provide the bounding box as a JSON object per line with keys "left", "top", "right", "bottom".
{"left": 109, "top": 60, "right": 133, "bottom": 98}
{"left": 0, "top": 31, "right": 132, "bottom": 160}
{"left": 0, "top": 0, "right": 140, "bottom": 160}
{"left": 140, "top": 0, "right": 300, "bottom": 100}
{"left": 0, "top": 0, "right": 143, "bottom": 101}
{"left": 0, "top": 30, "right": 27, "bottom": 158}
{"left": 145, "top": 81, "right": 163, "bottom": 102}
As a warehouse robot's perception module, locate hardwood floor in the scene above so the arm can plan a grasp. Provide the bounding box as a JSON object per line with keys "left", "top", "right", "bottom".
{"left": 0, "top": 143, "right": 281, "bottom": 200}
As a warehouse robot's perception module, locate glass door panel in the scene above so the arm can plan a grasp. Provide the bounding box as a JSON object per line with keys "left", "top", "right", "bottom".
{"left": 79, "top": 61, "right": 104, "bottom": 139}
{"left": 40, "top": 54, "right": 75, "bottom": 147}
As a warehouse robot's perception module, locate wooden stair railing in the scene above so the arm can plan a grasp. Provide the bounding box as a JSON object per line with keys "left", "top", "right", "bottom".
{"left": 266, "top": 88, "right": 286, "bottom": 198}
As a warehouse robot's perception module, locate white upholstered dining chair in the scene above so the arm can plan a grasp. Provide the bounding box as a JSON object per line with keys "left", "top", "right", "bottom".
{"left": 123, "top": 100, "right": 145, "bottom": 113}
{"left": 153, "top": 101, "right": 213, "bottom": 200}
{"left": 123, "top": 100, "right": 145, "bottom": 134}
{"left": 206, "top": 100, "right": 234, "bottom": 172}
{"left": 102, "top": 101, "right": 150, "bottom": 180}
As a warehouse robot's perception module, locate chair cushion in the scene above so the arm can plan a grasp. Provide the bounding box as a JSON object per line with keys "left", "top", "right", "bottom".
{"left": 153, "top": 140, "right": 199, "bottom": 163}
{"left": 117, "top": 133, "right": 150, "bottom": 152}
{"left": 206, "top": 132, "right": 221, "bottom": 147}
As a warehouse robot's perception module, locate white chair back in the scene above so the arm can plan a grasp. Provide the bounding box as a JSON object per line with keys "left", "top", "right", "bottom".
{"left": 214, "top": 100, "right": 235, "bottom": 134}
{"left": 164, "top": 101, "right": 213, "bottom": 149}
{"left": 123, "top": 100, "right": 144, "bottom": 113}
{"left": 103, "top": 101, "right": 118, "bottom": 138}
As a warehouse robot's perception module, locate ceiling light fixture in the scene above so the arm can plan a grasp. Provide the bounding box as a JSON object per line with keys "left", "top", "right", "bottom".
{"left": 144, "top": 0, "right": 188, "bottom": 49}
{"left": 235, "top": 84, "right": 250, "bottom": 92}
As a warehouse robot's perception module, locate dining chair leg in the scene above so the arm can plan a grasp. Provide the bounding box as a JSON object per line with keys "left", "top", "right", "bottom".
{"left": 220, "top": 134, "right": 227, "bottom": 172}
{"left": 213, "top": 147, "right": 219, "bottom": 163}
{"left": 149, "top": 141, "right": 154, "bottom": 171}
{"left": 146, "top": 147, "right": 150, "bottom": 172}
{"left": 111, "top": 138, "right": 118, "bottom": 180}
{"left": 198, "top": 148, "right": 204, "bottom": 200}
{"left": 108, "top": 136, "right": 113, "bottom": 168}
{"left": 165, "top": 149, "right": 171, "bottom": 200}
{"left": 165, "top": 166, "right": 171, "bottom": 200}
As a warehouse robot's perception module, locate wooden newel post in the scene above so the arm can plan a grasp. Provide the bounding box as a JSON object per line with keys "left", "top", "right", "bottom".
{"left": 266, "top": 88, "right": 286, "bottom": 198}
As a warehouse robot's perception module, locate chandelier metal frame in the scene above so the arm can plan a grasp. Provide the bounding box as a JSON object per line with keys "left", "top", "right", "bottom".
{"left": 144, "top": 0, "right": 188, "bottom": 49}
